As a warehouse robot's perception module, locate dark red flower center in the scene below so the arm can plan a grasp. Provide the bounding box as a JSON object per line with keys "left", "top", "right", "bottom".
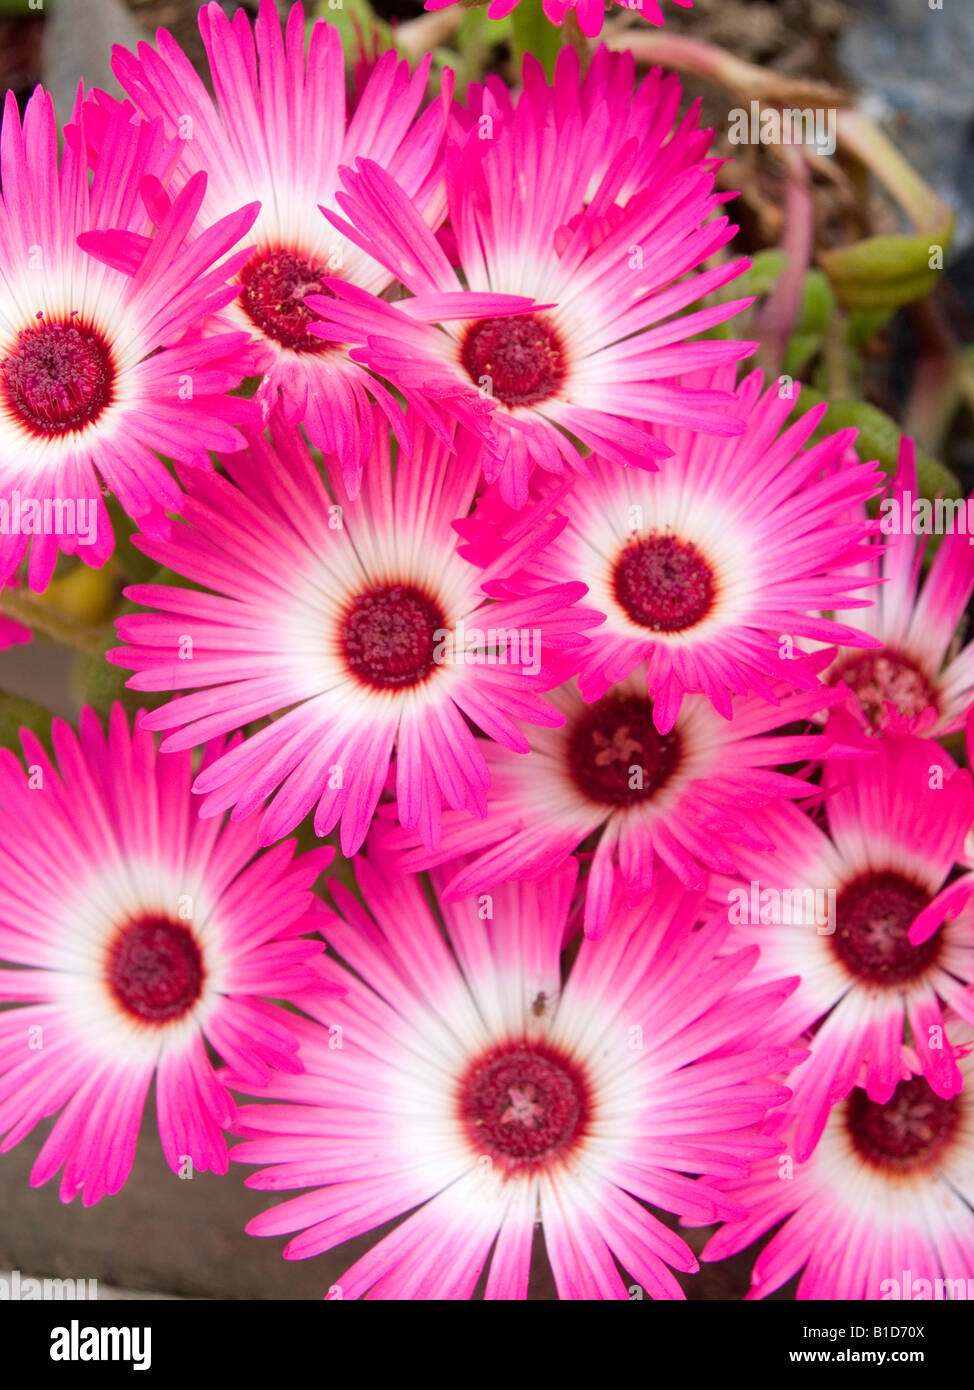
{"left": 1, "top": 315, "right": 113, "bottom": 436}
{"left": 833, "top": 650, "right": 936, "bottom": 729}
{"left": 239, "top": 247, "right": 334, "bottom": 353}
{"left": 832, "top": 872, "right": 935, "bottom": 984}
{"left": 341, "top": 583, "right": 445, "bottom": 690}
{"left": 847, "top": 1075, "right": 958, "bottom": 1173}
{"left": 460, "top": 313, "right": 564, "bottom": 407}
{"left": 107, "top": 916, "right": 204, "bottom": 1023}
{"left": 460, "top": 1044, "right": 589, "bottom": 1173}
{"left": 568, "top": 695, "right": 679, "bottom": 807}
{"left": 614, "top": 534, "right": 716, "bottom": 633}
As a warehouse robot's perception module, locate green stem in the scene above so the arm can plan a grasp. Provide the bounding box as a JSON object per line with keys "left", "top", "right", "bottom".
{"left": 606, "top": 28, "right": 847, "bottom": 107}
{"left": 822, "top": 311, "right": 851, "bottom": 402}
{"left": 608, "top": 26, "right": 950, "bottom": 240}
{"left": 510, "top": 0, "right": 563, "bottom": 80}
{"left": 0, "top": 588, "right": 106, "bottom": 655}
{"left": 836, "top": 109, "right": 952, "bottom": 237}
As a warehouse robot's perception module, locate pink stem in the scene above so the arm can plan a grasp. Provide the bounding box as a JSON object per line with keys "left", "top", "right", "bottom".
{"left": 756, "top": 146, "right": 815, "bottom": 375}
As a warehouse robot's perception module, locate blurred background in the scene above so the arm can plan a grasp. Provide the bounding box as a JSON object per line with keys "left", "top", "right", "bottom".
{"left": 0, "top": 0, "right": 972, "bottom": 1298}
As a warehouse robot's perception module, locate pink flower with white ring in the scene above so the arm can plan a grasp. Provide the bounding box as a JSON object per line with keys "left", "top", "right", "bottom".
{"left": 230, "top": 853, "right": 798, "bottom": 1300}
{"left": 109, "top": 0, "right": 460, "bottom": 494}
{"left": 0, "top": 705, "right": 336, "bottom": 1206}
{"left": 698, "top": 1021, "right": 974, "bottom": 1300}
{"left": 823, "top": 436, "right": 974, "bottom": 737}
{"left": 715, "top": 712, "right": 974, "bottom": 1161}
{"left": 382, "top": 667, "right": 861, "bottom": 938}
{"left": 461, "top": 367, "right": 885, "bottom": 730}
{"left": 0, "top": 88, "right": 259, "bottom": 591}
{"left": 109, "top": 411, "right": 599, "bottom": 855}
{"left": 306, "top": 54, "right": 756, "bottom": 506}
{"left": 461, "top": 46, "right": 715, "bottom": 213}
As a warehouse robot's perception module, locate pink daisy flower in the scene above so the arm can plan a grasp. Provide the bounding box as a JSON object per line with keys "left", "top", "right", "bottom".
{"left": 109, "top": 411, "right": 597, "bottom": 856}
{"left": 717, "top": 714, "right": 974, "bottom": 1161}
{"left": 425, "top": 0, "right": 693, "bottom": 41}
{"left": 823, "top": 437, "right": 974, "bottom": 736}
{"left": 230, "top": 853, "right": 796, "bottom": 1300}
{"left": 110, "top": 0, "right": 455, "bottom": 494}
{"left": 0, "top": 704, "right": 335, "bottom": 1206}
{"left": 463, "top": 368, "right": 884, "bottom": 730}
{"left": 699, "top": 1024, "right": 974, "bottom": 1300}
{"left": 0, "top": 87, "right": 259, "bottom": 592}
{"left": 307, "top": 59, "right": 755, "bottom": 505}
{"left": 383, "top": 667, "right": 857, "bottom": 937}
{"left": 461, "top": 46, "right": 714, "bottom": 211}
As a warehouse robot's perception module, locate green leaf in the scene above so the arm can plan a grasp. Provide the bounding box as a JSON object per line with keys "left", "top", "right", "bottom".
{"left": 509, "top": 0, "right": 563, "bottom": 80}
{"left": 74, "top": 561, "right": 213, "bottom": 718}
{"left": 819, "top": 227, "right": 953, "bottom": 310}
{"left": 729, "top": 249, "right": 787, "bottom": 301}
{"left": 846, "top": 307, "right": 894, "bottom": 352}
{"left": 796, "top": 270, "right": 836, "bottom": 336}
{"left": 105, "top": 495, "right": 164, "bottom": 585}
{"left": 442, "top": 8, "right": 513, "bottom": 96}
{"left": 782, "top": 331, "right": 822, "bottom": 379}
{"left": 73, "top": 599, "right": 165, "bottom": 722}
{"left": 73, "top": 632, "right": 144, "bottom": 721}
{"left": 0, "top": 693, "right": 54, "bottom": 755}
{"left": 790, "top": 390, "right": 961, "bottom": 502}
{"left": 313, "top": 0, "right": 397, "bottom": 59}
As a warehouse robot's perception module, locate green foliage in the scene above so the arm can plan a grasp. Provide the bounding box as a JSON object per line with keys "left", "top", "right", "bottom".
{"left": 732, "top": 250, "right": 788, "bottom": 299}
{"left": 781, "top": 270, "right": 837, "bottom": 377}
{"left": 73, "top": 626, "right": 146, "bottom": 722}
{"left": 104, "top": 496, "right": 164, "bottom": 585}
{"left": 438, "top": 8, "right": 514, "bottom": 96}
{"left": 0, "top": 692, "right": 54, "bottom": 756}
{"left": 313, "top": 0, "right": 398, "bottom": 58}
{"left": 510, "top": 0, "right": 563, "bottom": 79}
{"left": 820, "top": 227, "right": 953, "bottom": 310}
{"left": 72, "top": 571, "right": 189, "bottom": 720}
{"left": 845, "top": 307, "right": 895, "bottom": 352}
{"left": 790, "top": 389, "right": 961, "bottom": 504}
